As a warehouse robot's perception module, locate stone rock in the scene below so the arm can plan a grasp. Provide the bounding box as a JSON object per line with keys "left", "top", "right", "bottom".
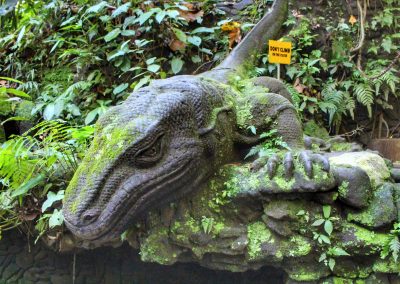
{"left": 346, "top": 183, "right": 397, "bottom": 228}
{"left": 339, "top": 223, "right": 389, "bottom": 256}
{"left": 393, "top": 184, "right": 400, "bottom": 221}
{"left": 329, "top": 152, "right": 390, "bottom": 186}
{"left": 230, "top": 235, "right": 248, "bottom": 251}
{"left": 262, "top": 216, "right": 292, "bottom": 237}
{"left": 391, "top": 168, "right": 400, "bottom": 182}
{"left": 189, "top": 232, "right": 213, "bottom": 245}
{"left": 333, "top": 166, "right": 372, "bottom": 208}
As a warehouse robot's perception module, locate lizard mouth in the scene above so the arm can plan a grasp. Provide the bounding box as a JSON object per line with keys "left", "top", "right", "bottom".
{"left": 64, "top": 159, "right": 196, "bottom": 246}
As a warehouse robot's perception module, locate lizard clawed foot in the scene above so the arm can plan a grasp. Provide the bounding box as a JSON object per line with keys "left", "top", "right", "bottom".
{"left": 250, "top": 151, "right": 330, "bottom": 179}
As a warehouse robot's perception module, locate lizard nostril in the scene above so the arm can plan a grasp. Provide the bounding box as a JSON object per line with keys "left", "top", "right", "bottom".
{"left": 81, "top": 211, "right": 99, "bottom": 225}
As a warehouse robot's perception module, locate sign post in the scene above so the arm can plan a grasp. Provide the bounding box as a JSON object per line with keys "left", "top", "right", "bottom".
{"left": 268, "top": 40, "right": 292, "bottom": 80}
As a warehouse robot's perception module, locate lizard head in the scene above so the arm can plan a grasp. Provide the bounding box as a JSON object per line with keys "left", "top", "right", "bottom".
{"left": 63, "top": 77, "right": 230, "bottom": 246}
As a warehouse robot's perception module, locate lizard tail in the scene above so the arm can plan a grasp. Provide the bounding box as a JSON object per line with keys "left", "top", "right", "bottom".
{"left": 202, "top": 0, "right": 288, "bottom": 81}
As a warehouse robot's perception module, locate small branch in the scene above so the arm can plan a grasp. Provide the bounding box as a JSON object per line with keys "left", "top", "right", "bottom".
{"left": 369, "top": 51, "right": 400, "bottom": 81}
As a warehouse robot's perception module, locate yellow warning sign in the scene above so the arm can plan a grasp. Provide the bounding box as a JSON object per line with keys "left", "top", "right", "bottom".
{"left": 268, "top": 40, "right": 292, "bottom": 65}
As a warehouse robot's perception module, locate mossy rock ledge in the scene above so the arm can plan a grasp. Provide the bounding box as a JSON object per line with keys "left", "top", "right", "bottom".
{"left": 118, "top": 151, "right": 400, "bottom": 283}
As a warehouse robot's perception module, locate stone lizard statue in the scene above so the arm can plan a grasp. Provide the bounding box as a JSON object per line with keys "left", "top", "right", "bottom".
{"left": 63, "top": 0, "right": 330, "bottom": 247}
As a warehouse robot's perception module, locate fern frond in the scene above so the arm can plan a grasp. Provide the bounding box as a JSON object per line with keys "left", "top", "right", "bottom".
{"left": 354, "top": 83, "right": 374, "bottom": 117}
{"left": 389, "top": 236, "right": 400, "bottom": 262}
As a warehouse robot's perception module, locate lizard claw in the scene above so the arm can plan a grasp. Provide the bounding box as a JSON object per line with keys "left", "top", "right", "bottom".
{"left": 267, "top": 154, "right": 279, "bottom": 179}
{"left": 311, "top": 153, "right": 330, "bottom": 172}
{"left": 283, "top": 152, "right": 294, "bottom": 180}
{"left": 299, "top": 151, "right": 314, "bottom": 178}
{"left": 250, "top": 156, "right": 268, "bottom": 173}
{"left": 304, "top": 136, "right": 329, "bottom": 151}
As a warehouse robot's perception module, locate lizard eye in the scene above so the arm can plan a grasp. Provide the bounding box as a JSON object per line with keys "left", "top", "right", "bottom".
{"left": 134, "top": 134, "right": 164, "bottom": 167}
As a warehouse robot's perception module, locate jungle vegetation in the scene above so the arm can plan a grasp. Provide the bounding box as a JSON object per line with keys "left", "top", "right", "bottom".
{"left": 0, "top": 0, "right": 399, "bottom": 258}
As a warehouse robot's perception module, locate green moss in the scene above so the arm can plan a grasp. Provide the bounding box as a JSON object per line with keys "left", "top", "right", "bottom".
{"left": 331, "top": 277, "right": 354, "bottom": 284}
{"left": 331, "top": 142, "right": 353, "bottom": 152}
{"left": 140, "top": 227, "right": 176, "bottom": 265}
{"left": 274, "top": 175, "right": 295, "bottom": 191}
{"left": 288, "top": 266, "right": 329, "bottom": 282}
{"left": 286, "top": 235, "right": 312, "bottom": 257}
{"left": 65, "top": 119, "right": 144, "bottom": 211}
{"left": 342, "top": 223, "right": 389, "bottom": 254}
{"left": 247, "top": 221, "right": 273, "bottom": 260}
{"left": 235, "top": 96, "right": 253, "bottom": 128}
{"left": 329, "top": 152, "right": 390, "bottom": 186}
{"left": 338, "top": 181, "right": 349, "bottom": 197}
{"left": 303, "top": 120, "right": 330, "bottom": 140}
{"left": 372, "top": 258, "right": 400, "bottom": 273}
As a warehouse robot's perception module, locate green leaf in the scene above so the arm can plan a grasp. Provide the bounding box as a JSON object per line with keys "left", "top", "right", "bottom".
{"left": 320, "top": 234, "right": 331, "bottom": 244}
{"left": 43, "top": 103, "right": 56, "bottom": 120}
{"left": 330, "top": 247, "right": 350, "bottom": 256}
{"left": 296, "top": 210, "right": 305, "bottom": 216}
{"left": 171, "top": 57, "right": 184, "bottom": 74}
{"left": 191, "top": 27, "right": 215, "bottom": 34}
{"left": 14, "top": 25, "right": 26, "bottom": 48}
{"left": 61, "top": 16, "right": 77, "bottom": 27}
{"left": 0, "top": 77, "right": 23, "bottom": 84}
{"left": 133, "top": 76, "right": 151, "bottom": 91}
{"left": 167, "top": 10, "right": 179, "bottom": 18}
{"left": 147, "top": 64, "right": 160, "bottom": 73}
{"left": 121, "top": 30, "right": 136, "bottom": 37}
{"left": 191, "top": 55, "right": 201, "bottom": 63}
{"left": 318, "top": 253, "right": 327, "bottom": 262}
{"left": 155, "top": 10, "right": 166, "bottom": 23}
{"left": 188, "top": 36, "right": 201, "bottom": 46}
{"left": 42, "top": 190, "right": 65, "bottom": 212}
{"left": 312, "top": 219, "right": 325, "bottom": 226}
{"left": 137, "top": 10, "right": 155, "bottom": 25}
{"left": 328, "top": 258, "right": 335, "bottom": 271}
{"left": 86, "top": 1, "right": 108, "bottom": 14}
{"left": 85, "top": 109, "right": 99, "bottom": 125}
{"left": 0, "top": 116, "right": 28, "bottom": 125}
{"left": 146, "top": 57, "right": 156, "bottom": 65}
{"left": 247, "top": 125, "right": 256, "bottom": 135}
{"left": 49, "top": 209, "right": 64, "bottom": 228}
{"left": 323, "top": 205, "right": 331, "bottom": 218}
{"left": 172, "top": 28, "right": 187, "bottom": 43}
{"left": 324, "top": 220, "right": 333, "bottom": 235}
{"left": 104, "top": 28, "right": 121, "bottom": 42}
{"left": 382, "top": 37, "right": 393, "bottom": 53}
{"left": 12, "top": 174, "right": 45, "bottom": 198}
{"left": 5, "top": 88, "right": 31, "bottom": 99}
{"left": 111, "top": 2, "right": 131, "bottom": 18}
{"left": 113, "top": 83, "right": 129, "bottom": 95}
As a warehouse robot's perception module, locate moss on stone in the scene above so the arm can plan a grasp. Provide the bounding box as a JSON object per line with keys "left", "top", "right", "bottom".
{"left": 338, "top": 181, "right": 349, "bottom": 197}
{"left": 372, "top": 258, "right": 400, "bottom": 273}
{"left": 329, "top": 152, "right": 390, "bottom": 186}
{"left": 65, "top": 119, "right": 143, "bottom": 209}
{"left": 342, "top": 223, "right": 390, "bottom": 254}
{"left": 247, "top": 221, "right": 273, "bottom": 260}
{"left": 285, "top": 235, "right": 312, "bottom": 257}
{"left": 288, "top": 265, "right": 330, "bottom": 282}
{"left": 140, "top": 227, "right": 177, "bottom": 265}
{"left": 331, "top": 142, "right": 353, "bottom": 152}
